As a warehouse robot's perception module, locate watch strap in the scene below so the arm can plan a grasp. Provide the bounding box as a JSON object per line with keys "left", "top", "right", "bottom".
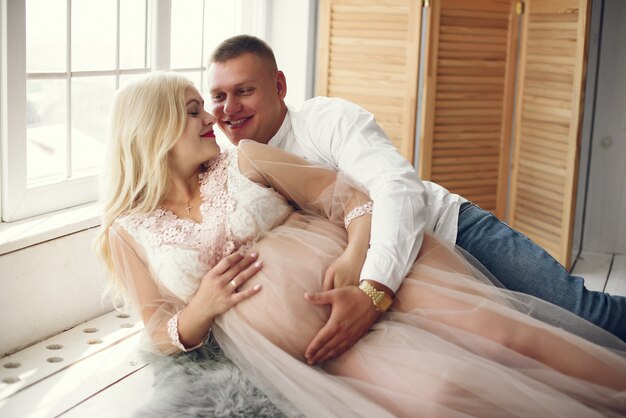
{"left": 358, "top": 281, "right": 393, "bottom": 312}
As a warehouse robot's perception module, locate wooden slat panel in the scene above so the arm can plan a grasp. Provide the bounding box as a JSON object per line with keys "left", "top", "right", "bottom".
{"left": 316, "top": 0, "right": 421, "bottom": 162}
{"left": 442, "top": 9, "right": 510, "bottom": 21}
{"left": 329, "top": 53, "right": 408, "bottom": 66}
{"left": 330, "top": 44, "right": 407, "bottom": 57}
{"left": 508, "top": 0, "right": 590, "bottom": 268}
{"left": 432, "top": 170, "right": 498, "bottom": 182}
{"left": 419, "top": 0, "right": 518, "bottom": 218}
{"left": 329, "top": 37, "right": 408, "bottom": 48}
{"left": 332, "top": 4, "right": 410, "bottom": 16}
{"left": 330, "top": 20, "right": 408, "bottom": 31}
{"left": 516, "top": 187, "right": 565, "bottom": 214}
{"left": 329, "top": 60, "right": 405, "bottom": 73}
{"left": 326, "top": 94, "right": 403, "bottom": 110}
{"left": 433, "top": 145, "right": 499, "bottom": 156}
{"left": 328, "top": 77, "right": 407, "bottom": 91}
{"left": 331, "top": 29, "right": 408, "bottom": 40}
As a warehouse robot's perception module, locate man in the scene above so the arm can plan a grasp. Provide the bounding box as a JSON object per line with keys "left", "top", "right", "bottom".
{"left": 206, "top": 34, "right": 626, "bottom": 364}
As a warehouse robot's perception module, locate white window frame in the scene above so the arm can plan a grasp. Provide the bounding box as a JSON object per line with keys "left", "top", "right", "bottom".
{"left": 2, "top": 0, "right": 151, "bottom": 222}
{"left": 1, "top": 0, "right": 267, "bottom": 223}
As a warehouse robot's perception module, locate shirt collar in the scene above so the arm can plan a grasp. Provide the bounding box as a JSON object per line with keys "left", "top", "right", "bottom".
{"left": 267, "top": 111, "right": 293, "bottom": 148}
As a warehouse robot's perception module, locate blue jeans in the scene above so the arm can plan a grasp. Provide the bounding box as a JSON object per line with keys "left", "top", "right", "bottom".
{"left": 455, "top": 202, "right": 626, "bottom": 342}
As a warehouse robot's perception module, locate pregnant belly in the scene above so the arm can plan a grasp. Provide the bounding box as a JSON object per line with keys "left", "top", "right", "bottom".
{"left": 231, "top": 212, "right": 347, "bottom": 360}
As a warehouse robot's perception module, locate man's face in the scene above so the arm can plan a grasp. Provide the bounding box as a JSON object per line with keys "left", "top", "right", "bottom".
{"left": 207, "top": 53, "right": 287, "bottom": 145}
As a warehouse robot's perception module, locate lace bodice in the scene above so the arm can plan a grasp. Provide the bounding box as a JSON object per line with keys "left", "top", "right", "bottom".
{"left": 115, "top": 150, "right": 293, "bottom": 302}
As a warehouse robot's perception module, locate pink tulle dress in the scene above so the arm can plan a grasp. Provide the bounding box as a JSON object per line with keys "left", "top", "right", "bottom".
{"left": 109, "top": 143, "right": 626, "bottom": 417}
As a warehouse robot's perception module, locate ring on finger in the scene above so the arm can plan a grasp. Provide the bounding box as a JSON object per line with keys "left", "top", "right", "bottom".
{"left": 229, "top": 279, "right": 238, "bottom": 289}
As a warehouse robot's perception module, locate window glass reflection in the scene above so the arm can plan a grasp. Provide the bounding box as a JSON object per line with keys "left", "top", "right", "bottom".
{"left": 27, "top": 79, "right": 67, "bottom": 183}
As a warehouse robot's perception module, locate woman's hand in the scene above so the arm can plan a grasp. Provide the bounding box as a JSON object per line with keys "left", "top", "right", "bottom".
{"left": 191, "top": 251, "right": 264, "bottom": 319}
{"left": 176, "top": 251, "right": 263, "bottom": 351}
{"left": 322, "top": 249, "right": 366, "bottom": 291}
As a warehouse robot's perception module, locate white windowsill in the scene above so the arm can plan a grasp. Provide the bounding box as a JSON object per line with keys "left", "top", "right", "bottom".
{"left": 0, "top": 203, "right": 101, "bottom": 255}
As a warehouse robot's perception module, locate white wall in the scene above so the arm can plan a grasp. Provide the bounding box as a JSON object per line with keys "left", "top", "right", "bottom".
{"left": 581, "top": 0, "right": 626, "bottom": 254}
{"left": 573, "top": 0, "right": 626, "bottom": 257}
{"left": 0, "top": 228, "right": 111, "bottom": 356}
{"left": 266, "top": 0, "right": 317, "bottom": 108}
{"left": 572, "top": 0, "right": 603, "bottom": 259}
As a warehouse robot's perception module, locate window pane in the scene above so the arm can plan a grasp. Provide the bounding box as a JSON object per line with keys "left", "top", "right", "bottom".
{"left": 71, "top": 0, "right": 117, "bottom": 71}
{"left": 71, "top": 77, "right": 115, "bottom": 177}
{"left": 27, "top": 79, "right": 67, "bottom": 183}
{"left": 26, "top": 0, "right": 67, "bottom": 72}
{"left": 171, "top": 0, "right": 204, "bottom": 69}
{"left": 120, "top": 0, "right": 148, "bottom": 69}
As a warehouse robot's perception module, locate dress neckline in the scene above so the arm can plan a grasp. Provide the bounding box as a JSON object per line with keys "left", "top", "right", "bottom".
{"left": 157, "top": 172, "right": 207, "bottom": 225}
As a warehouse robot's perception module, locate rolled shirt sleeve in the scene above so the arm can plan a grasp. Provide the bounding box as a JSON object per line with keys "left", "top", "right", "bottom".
{"left": 291, "top": 97, "right": 429, "bottom": 292}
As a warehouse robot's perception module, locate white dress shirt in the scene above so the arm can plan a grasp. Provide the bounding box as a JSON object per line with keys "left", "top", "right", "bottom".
{"left": 268, "top": 96, "right": 466, "bottom": 292}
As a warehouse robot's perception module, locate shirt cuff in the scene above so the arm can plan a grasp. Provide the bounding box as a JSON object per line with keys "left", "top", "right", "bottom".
{"left": 359, "top": 252, "right": 404, "bottom": 293}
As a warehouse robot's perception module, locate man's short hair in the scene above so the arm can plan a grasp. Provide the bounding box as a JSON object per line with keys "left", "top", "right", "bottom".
{"left": 210, "top": 35, "right": 278, "bottom": 70}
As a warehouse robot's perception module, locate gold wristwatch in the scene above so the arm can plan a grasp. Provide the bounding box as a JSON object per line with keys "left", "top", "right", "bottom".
{"left": 358, "top": 281, "right": 393, "bottom": 312}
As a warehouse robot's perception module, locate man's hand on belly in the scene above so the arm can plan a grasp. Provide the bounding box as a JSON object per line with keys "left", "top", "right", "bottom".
{"left": 303, "top": 287, "right": 380, "bottom": 365}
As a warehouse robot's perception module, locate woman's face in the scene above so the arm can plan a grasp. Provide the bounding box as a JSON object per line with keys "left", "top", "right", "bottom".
{"left": 169, "top": 86, "right": 219, "bottom": 172}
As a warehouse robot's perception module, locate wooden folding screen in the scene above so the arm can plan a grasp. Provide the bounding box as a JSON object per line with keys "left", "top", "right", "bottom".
{"left": 315, "top": 0, "right": 590, "bottom": 267}
{"left": 419, "top": 0, "right": 519, "bottom": 217}
{"left": 508, "top": 0, "right": 590, "bottom": 267}
{"left": 315, "top": 0, "right": 422, "bottom": 161}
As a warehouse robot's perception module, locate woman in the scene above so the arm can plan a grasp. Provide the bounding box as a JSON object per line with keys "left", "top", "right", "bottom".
{"left": 95, "top": 72, "right": 626, "bottom": 417}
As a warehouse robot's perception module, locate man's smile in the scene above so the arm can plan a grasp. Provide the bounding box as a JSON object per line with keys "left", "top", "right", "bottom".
{"left": 225, "top": 116, "right": 252, "bottom": 127}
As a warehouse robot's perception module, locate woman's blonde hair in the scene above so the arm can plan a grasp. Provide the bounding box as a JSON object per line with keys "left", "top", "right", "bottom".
{"left": 94, "top": 71, "right": 194, "bottom": 304}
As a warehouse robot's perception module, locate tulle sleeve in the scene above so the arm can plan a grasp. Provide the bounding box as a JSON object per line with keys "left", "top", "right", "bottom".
{"left": 108, "top": 223, "right": 201, "bottom": 355}
{"left": 236, "top": 139, "right": 371, "bottom": 227}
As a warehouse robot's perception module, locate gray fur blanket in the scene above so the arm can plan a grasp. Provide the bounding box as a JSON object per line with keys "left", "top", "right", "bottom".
{"left": 134, "top": 338, "right": 287, "bottom": 418}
